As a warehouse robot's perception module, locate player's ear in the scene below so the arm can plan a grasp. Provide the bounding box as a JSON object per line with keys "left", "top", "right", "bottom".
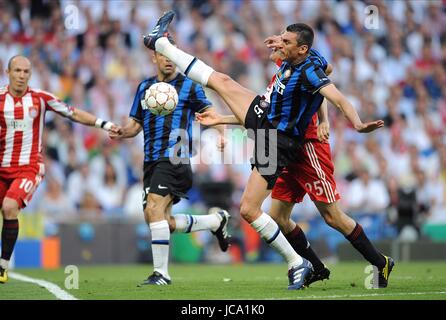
{"left": 151, "top": 52, "right": 157, "bottom": 64}
{"left": 299, "top": 44, "right": 309, "bottom": 55}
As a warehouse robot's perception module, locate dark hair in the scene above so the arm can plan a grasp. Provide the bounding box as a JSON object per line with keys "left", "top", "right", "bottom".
{"left": 286, "top": 23, "right": 314, "bottom": 49}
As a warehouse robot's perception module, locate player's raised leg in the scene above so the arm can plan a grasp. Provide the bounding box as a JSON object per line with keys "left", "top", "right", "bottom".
{"left": 240, "top": 169, "right": 312, "bottom": 290}
{"left": 315, "top": 201, "right": 394, "bottom": 288}
{"left": 144, "top": 11, "right": 256, "bottom": 125}
{"left": 142, "top": 193, "right": 173, "bottom": 285}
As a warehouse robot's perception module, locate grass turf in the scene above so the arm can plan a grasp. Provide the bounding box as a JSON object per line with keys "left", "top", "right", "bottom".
{"left": 1, "top": 262, "right": 446, "bottom": 300}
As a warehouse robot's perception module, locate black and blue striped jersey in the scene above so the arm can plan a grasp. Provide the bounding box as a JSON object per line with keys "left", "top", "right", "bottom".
{"left": 130, "top": 73, "right": 211, "bottom": 162}
{"left": 268, "top": 50, "right": 331, "bottom": 138}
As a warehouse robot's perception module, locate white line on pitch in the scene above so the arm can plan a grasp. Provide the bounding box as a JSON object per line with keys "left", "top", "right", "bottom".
{"left": 9, "top": 272, "right": 78, "bottom": 300}
{"left": 264, "top": 291, "right": 446, "bottom": 300}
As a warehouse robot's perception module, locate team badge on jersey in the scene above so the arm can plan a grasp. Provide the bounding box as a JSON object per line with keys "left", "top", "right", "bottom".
{"left": 283, "top": 69, "right": 291, "bottom": 79}
{"left": 29, "top": 106, "right": 38, "bottom": 119}
{"left": 260, "top": 100, "right": 269, "bottom": 109}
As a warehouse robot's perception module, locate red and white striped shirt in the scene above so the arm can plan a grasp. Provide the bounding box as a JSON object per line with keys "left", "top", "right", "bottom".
{"left": 0, "top": 85, "right": 74, "bottom": 175}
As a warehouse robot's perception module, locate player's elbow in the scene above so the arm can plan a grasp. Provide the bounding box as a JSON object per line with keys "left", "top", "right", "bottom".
{"left": 325, "top": 64, "right": 333, "bottom": 76}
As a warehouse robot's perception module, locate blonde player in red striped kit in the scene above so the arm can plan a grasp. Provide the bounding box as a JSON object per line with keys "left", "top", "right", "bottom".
{"left": 0, "top": 55, "right": 121, "bottom": 283}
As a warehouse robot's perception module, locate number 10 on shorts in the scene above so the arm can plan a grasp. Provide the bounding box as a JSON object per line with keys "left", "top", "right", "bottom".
{"left": 19, "top": 179, "right": 34, "bottom": 193}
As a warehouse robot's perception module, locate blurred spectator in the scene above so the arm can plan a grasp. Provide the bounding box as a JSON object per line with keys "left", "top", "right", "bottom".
{"left": 78, "top": 191, "right": 102, "bottom": 220}
{"left": 37, "top": 175, "right": 74, "bottom": 217}
{"left": 94, "top": 161, "right": 125, "bottom": 216}
{"left": 344, "top": 168, "right": 390, "bottom": 214}
{"left": 66, "top": 161, "right": 95, "bottom": 208}
{"left": 123, "top": 182, "right": 144, "bottom": 219}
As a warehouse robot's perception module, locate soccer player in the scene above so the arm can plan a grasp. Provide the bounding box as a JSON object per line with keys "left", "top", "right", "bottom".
{"left": 109, "top": 35, "right": 230, "bottom": 286}
{"left": 143, "top": 11, "right": 383, "bottom": 289}
{"left": 0, "top": 55, "right": 120, "bottom": 284}
{"left": 265, "top": 37, "right": 394, "bottom": 288}
{"left": 199, "top": 38, "right": 395, "bottom": 288}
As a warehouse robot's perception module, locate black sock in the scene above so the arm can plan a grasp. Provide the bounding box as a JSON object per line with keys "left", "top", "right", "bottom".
{"left": 1, "top": 219, "right": 19, "bottom": 261}
{"left": 286, "top": 225, "right": 325, "bottom": 272}
{"left": 346, "top": 223, "right": 386, "bottom": 269}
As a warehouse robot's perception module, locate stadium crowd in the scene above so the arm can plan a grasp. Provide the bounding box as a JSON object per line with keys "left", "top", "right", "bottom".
{"left": 1, "top": 0, "right": 445, "bottom": 257}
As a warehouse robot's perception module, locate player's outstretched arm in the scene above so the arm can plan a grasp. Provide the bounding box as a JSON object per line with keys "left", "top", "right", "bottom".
{"left": 195, "top": 108, "right": 241, "bottom": 126}
{"left": 69, "top": 108, "right": 121, "bottom": 134}
{"left": 319, "top": 84, "right": 384, "bottom": 133}
{"left": 317, "top": 98, "right": 330, "bottom": 143}
{"left": 109, "top": 118, "right": 142, "bottom": 140}
{"left": 196, "top": 107, "right": 233, "bottom": 151}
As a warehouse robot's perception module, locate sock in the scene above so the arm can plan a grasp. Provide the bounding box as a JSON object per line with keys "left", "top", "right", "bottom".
{"left": 0, "top": 259, "right": 9, "bottom": 270}
{"left": 1, "top": 219, "right": 19, "bottom": 265}
{"left": 149, "top": 220, "right": 170, "bottom": 279}
{"left": 251, "top": 212, "right": 303, "bottom": 269}
{"left": 155, "top": 37, "right": 214, "bottom": 86}
{"left": 286, "top": 224, "right": 325, "bottom": 272}
{"left": 173, "top": 214, "right": 221, "bottom": 233}
{"left": 346, "top": 223, "right": 386, "bottom": 269}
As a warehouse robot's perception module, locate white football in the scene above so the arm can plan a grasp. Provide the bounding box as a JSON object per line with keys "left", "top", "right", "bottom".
{"left": 144, "top": 82, "right": 179, "bottom": 116}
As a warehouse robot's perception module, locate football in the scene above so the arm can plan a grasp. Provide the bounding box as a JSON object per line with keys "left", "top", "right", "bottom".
{"left": 144, "top": 82, "right": 179, "bottom": 116}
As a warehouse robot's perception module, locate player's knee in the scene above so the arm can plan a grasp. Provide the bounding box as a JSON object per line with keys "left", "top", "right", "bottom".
{"left": 239, "top": 201, "right": 257, "bottom": 221}
{"left": 321, "top": 209, "right": 340, "bottom": 228}
{"left": 145, "top": 200, "right": 164, "bottom": 220}
{"left": 322, "top": 213, "right": 336, "bottom": 227}
{"left": 216, "top": 72, "right": 233, "bottom": 84}
{"left": 211, "top": 72, "right": 233, "bottom": 92}
{"left": 1, "top": 198, "right": 20, "bottom": 219}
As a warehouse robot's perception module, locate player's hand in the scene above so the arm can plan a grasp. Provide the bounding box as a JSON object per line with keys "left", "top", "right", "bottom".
{"left": 264, "top": 35, "right": 282, "bottom": 49}
{"left": 217, "top": 135, "right": 227, "bottom": 152}
{"left": 355, "top": 120, "right": 385, "bottom": 133}
{"left": 195, "top": 109, "right": 222, "bottom": 126}
{"left": 264, "top": 35, "right": 284, "bottom": 62}
{"left": 108, "top": 125, "right": 123, "bottom": 139}
{"left": 317, "top": 122, "right": 330, "bottom": 143}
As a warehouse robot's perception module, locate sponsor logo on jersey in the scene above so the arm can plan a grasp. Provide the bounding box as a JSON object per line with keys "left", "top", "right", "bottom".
{"left": 273, "top": 76, "right": 285, "bottom": 95}
{"left": 7, "top": 119, "right": 30, "bottom": 131}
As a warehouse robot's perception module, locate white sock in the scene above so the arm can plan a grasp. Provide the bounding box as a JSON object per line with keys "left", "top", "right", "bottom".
{"left": 0, "top": 259, "right": 9, "bottom": 270}
{"left": 173, "top": 214, "right": 221, "bottom": 233}
{"left": 155, "top": 37, "right": 214, "bottom": 86}
{"left": 149, "top": 220, "right": 170, "bottom": 279}
{"left": 251, "top": 212, "right": 303, "bottom": 269}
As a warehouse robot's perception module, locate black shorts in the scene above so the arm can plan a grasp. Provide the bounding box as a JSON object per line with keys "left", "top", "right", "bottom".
{"left": 142, "top": 159, "right": 193, "bottom": 209}
{"left": 244, "top": 95, "right": 302, "bottom": 190}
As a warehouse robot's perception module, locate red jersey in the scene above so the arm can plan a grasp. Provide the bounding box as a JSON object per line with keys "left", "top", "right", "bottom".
{"left": 0, "top": 86, "right": 74, "bottom": 175}
{"left": 263, "top": 60, "right": 319, "bottom": 141}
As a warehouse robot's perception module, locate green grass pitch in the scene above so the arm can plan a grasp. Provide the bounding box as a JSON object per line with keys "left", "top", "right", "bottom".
{"left": 1, "top": 262, "right": 446, "bottom": 300}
